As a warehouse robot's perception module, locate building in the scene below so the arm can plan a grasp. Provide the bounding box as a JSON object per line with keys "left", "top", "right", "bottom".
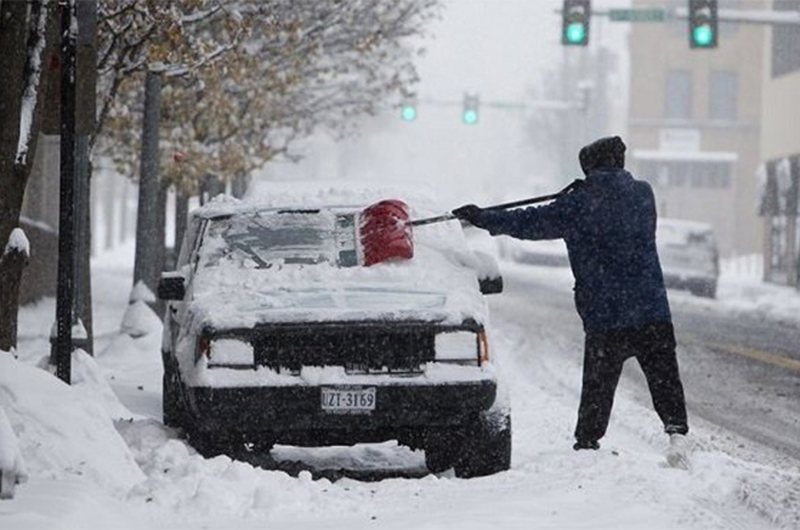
{"left": 627, "top": 0, "right": 766, "bottom": 259}
{"left": 758, "top": 0, "right": 800, "bottom": 286}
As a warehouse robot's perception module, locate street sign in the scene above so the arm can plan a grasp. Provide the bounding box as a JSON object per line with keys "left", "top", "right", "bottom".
{"left": 608, "top": 8, "right": 666, "bottom": 22}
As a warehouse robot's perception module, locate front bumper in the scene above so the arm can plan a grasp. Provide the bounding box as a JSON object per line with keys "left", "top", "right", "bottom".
{"left": 186, "top": 379, "right": 497, "bottom": 445}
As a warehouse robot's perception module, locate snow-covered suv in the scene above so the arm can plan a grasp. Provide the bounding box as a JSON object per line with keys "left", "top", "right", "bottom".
{"left": 157, "top": 190, "right": 511, "bottom": 478}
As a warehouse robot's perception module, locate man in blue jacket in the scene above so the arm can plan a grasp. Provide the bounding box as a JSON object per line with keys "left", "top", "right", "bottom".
{"left": 453, "top": 136, "right": 689, "bottom": 465}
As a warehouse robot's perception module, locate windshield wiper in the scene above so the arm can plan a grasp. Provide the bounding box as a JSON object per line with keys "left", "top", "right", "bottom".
{"left": 230, "top": 241, "right": 272, "bottom": 269}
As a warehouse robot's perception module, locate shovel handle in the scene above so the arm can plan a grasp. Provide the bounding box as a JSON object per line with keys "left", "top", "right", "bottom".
{"left": 409, "top": 213, "right": 457, "bottom": 227}
{"left": 409, "top": 179, "right": 583, "bottom": 227}
{"left": 481, "top": 179, "right": 583, "bottom": 211}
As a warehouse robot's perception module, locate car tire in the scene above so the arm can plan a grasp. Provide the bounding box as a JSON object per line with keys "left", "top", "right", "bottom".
{"left": 454, "top": 412, "right": 511, "bottom": 478}
{"left": 424, "top": 428, "right": 465, "bottom": 474}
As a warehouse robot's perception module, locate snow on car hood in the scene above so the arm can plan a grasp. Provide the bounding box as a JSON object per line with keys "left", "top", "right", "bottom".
{"left": 191, "top": 282, "right": 453, "bottom": 327}
{"left": 187, "top": 188, "right": 490, "bottom": 329}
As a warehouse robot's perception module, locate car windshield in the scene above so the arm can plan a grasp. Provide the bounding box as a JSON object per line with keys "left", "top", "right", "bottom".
{"left": 198, "top": 211, "right": 349, "bottom": 270}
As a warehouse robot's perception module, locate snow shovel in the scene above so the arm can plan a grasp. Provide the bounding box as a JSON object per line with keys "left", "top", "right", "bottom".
{"left": 359, "top": 180, "right": 583, "bottom": 267}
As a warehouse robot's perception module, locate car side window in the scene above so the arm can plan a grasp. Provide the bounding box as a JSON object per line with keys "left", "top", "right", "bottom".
{"left": 175, "top": 219, "right": 200, "bottom": 269}
{"left": 189, "top": 219, "right": 210, "bottom": 274}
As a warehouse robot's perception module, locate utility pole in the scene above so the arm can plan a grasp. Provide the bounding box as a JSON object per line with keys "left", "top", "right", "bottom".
{"left": 74, "top": 0, "right": 96, "bottom": 354}
{"left": 132, "top": 68, "right": 164, "bottom": 300}
{"left": 56, "top": 0, "right": 77, "bottom": 384}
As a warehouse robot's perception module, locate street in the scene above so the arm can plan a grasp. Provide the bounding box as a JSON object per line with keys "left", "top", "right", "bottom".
{"left": 6, "top": 245, "right": 800, "bottom": 529}
{"left": 491, "top": 262, "right": 800, "bottom": 464}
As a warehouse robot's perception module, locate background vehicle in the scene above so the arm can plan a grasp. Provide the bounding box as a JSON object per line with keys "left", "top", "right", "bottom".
{"left": 158, "top": 189, "right": 511, "bottom": 478}
{"left": 656, "top": 218, "right": 720, "bottom": 299}
{"left": 496, "top": 237, "right": 570, "bottom": 267}
{"left": 493, "top": 215, "right": 719, "bottom": 299}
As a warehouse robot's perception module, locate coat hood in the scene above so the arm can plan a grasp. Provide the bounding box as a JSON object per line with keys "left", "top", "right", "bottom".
{"left": 579, "top": 136, "right": 626, "bottom": 176}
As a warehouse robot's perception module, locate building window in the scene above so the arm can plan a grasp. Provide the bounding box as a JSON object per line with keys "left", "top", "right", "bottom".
{"left": 664, "top": 70, "right": 692, "bottom": 120}
{"left": 772, "top": 0, "right": 800, "bottom": 78}
{"left": 638, "top": 160, "right": 732, "bottom": 189}
{"left": 709, "top": 70, "right": 738, "bottom": 121}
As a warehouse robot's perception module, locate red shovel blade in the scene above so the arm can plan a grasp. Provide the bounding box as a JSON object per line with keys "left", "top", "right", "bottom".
{"left": 359, "top": 199, "right": 414, "bottom": 266}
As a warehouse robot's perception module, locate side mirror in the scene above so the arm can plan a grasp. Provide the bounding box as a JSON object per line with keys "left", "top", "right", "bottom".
{"left": 158, "top": 273, "right": 186, "bottom": 301}
{"left": 479, "top": 275, "right": 504, "bottom": 295}
{"left": 472, "top": 250, "right": 504, "bottom": 295}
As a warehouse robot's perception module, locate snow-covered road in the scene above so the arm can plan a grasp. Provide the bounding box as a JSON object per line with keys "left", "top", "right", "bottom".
{"left": 3, "top": 243, "right": 800, "bottom": 529}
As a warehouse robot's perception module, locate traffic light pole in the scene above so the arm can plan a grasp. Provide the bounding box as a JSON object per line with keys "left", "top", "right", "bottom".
{"left": 418, "top": 97, "right": 582, "bottom": 112}
{"left": 56, "top": 0, "right": 77, "bottom": 384}
{"left": 561, "top": 6, "right": 800, "bottom": 26}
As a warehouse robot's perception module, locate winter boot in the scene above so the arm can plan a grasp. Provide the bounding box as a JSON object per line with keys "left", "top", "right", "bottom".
{"left": 573, "top": 440, "right": 600, "bottom": 451}
{"left": 666, "top": 433, "right": 691, "bottom": 470}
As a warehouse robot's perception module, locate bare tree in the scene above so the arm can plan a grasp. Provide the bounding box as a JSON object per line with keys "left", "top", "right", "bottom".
{"left": 97, "top": 0, "right": 439, "bottom": 192}
{"left": 0, "top": 0, "right": 58, "bottom": 351}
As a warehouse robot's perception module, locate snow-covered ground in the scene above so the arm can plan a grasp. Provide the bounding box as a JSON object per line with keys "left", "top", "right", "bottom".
{"left": 2, "top": 239, "right": 800, "bottom": 529}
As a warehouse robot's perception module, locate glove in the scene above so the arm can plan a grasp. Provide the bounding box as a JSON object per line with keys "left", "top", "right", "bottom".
{"left": 451, "top": 204, "right": 484, "bottom": 225}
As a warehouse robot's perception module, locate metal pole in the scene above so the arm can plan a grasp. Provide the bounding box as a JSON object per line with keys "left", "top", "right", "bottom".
{"left": 133, "top": 69, "right": 163, "bottom": 293}
{"left": 73, "top": 0, "right": 96, "bottom": 354}
{"left": 56, "top": 0, "right": 77, "bottom": 384}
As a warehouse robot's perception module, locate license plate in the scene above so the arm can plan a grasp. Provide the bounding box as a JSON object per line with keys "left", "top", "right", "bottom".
{"left": 320, "top": 386, "right": 376, "bottom": 414}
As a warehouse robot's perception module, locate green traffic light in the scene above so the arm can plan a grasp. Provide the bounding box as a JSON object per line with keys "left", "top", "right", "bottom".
{"left": 566, "top": 22, "right": 586, "bottom": 44}
{"left": 692, "top": 25, "right": 714, "bottom": 47}
{"left": 462, "top": 109, "right": 478, "bottom": 125}
{"left": 401, "top": 105, "right": 417, "bottom": 121}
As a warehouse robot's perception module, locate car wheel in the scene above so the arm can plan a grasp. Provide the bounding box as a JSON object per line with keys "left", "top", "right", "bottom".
{"left": 424, "top": 428, "right": 464, "bottom": 474}
{"left": 454, "top": 412, "right": 511, "bottom": 478}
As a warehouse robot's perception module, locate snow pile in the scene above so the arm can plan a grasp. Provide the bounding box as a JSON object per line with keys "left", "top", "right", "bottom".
{"left": 0, "top": 353, "right": 144, "bottom": 494}
{"left": 121, "top": 281, "right": 161, "bottom": 338}
{"left": 0, "top": 355, "right": 28, "bottom": 499}
{"left": 67, "top": 347, "right": 137, "bottom": 420}
{"left": 662, "top": 264, "right": 800, "bottom": 328}
{"left": 119, "top": 421, "right": 334, "bottom": 521}
{"left": 4, "top": 228, "right": 30, "bottom": 258}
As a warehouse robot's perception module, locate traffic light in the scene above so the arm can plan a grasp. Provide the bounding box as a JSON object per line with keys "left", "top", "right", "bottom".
{"left": 462, "top": 94, "right": 479, "bottom": 125}
{"left": 688, "top": 0, "right": 717, "bottom": 49}
{"left": 561, "top": 0, "right": 590, "bottom": 46}
{"left": 400, "top": 95, "right": 417, "bottom": 122}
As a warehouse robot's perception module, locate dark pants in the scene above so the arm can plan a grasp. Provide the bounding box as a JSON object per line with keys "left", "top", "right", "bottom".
{"left": 575, "top": 321, "right": 688, "bottom": 443}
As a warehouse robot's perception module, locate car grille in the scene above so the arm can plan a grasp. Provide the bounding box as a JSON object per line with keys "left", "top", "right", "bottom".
{"left": 253, "top": 323, "right": 436, "bottom": 374}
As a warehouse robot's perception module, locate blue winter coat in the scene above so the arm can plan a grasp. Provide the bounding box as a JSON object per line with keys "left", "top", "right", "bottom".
{"left": 473, "top": 169, "right": 672, "bottom": 333}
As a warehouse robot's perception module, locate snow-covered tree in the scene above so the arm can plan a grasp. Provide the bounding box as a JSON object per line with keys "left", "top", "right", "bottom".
{"left": 96, "top": 0, "right": 439, "bottom": 192}
{"left": 0, "top": 0, "right": 57, "bottom": 351}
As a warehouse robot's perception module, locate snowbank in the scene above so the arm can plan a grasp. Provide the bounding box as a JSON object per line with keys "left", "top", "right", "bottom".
{"left": 121, "top": 281, "right": 161, "bottom": 338}
{"left": 0, "top": 378, "right": 27, "bottom": 499}
{"left": 0, "top": 353, "right": 144, "bottom": 494}
{"left": 4, "top": 228, "right": 30, "bottom": 258}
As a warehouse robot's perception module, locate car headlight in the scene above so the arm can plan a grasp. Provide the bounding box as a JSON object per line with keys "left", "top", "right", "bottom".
{"left": 204, "top": 338, "right": 255, "bottom": 368}
{"left": 435, "top": 331, "right": 488, "bottom": 366}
